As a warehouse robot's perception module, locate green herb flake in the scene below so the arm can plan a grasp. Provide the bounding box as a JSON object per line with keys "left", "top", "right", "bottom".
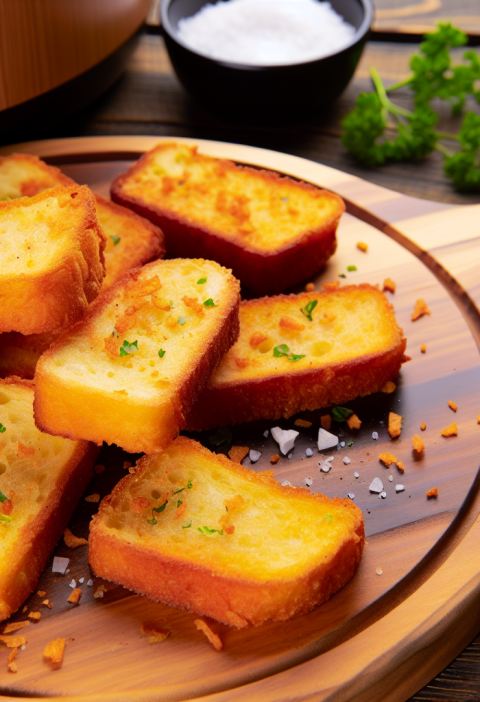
{"left": 0, "top": 490, "right": 8, "bottom": 502}
{"left": 331, "top": 406, "right": 354, "bottom": 423}
{"left": 197, "top": 277, "right": 207, "bottom": 284}
{"left": 173, "top": 487, "right": 185, "bottom": 495}
{"left": 338, "top": 273, "right": 347, "bottom": 279}
{"left": 273, "top": 344, "right": 305, "bottom": 362}
{"left": 178, "top": 316, "right": 187, "bottom": 325}
{"left": 187, "top": 480, "right": 193, "bottom": 489}
{"left": 300, "top": 299, "right": 318, "bottom": 322}
{"left": 158, "top": 348, "right": 166, "bottom": 358}
{"left": 347, "top": 265, "right": 357, "bottom": 272}
{"left": 324, "top": 514, "right": 333, "bottom": 523}
{"left": 119, "top": 340, "right": 138, "bottom": 357}
{"left": 209, "top": 427, "right": 233, "bottom": 447}
{"left": 147, "top": 518, "right": 158, "bottom": 526}
{"left": 348, "top": 441, "right": 354, "bottom": 447}
{"left": 203, "top": 298, "right": 217, "bottom": 307}
{"left": 110, "top": 235, "right": 121, "bottom": 246}
{"left": 169, "top": 301, "right": 175, "bottom": 309}
{"left": 153, "top": 501, "right": 168, "bottom": 514}
{"left": 182, "top": 521, "right": 192, "bottom": 529}
{"left": 0, "top": 424, "right": 5, "bottom": 433}
{"left": 0, "top": 513, "right": 12, "bottom": 523}
{"left": 177, "top": 499, "right": 183, "bottom": 508}
{"left": 197, "top": 526, "right": 223, "bottom": 535}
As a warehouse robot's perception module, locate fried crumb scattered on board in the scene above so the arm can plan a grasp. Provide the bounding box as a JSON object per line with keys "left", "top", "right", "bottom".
{"left": 7, "top": 647, "right": 18, "bottom": 673}
{"left": 411, "top": 299, "right": 431, "bottom": 321}
{"left": 43, "top": 638, "right": 66, "bottom": 670}
{"left": 426, "top": 487, "right": 438, "bottom": 498}
{"left": 441, "top": 422, "right": 458, "bottom": 437}
{"left": 383, "top": 278, "right": 395, "bottom": 294}
{"left": 381, "top": 381, "right": 396, "bottom": 394}
{"left": 294, "top": 418, "right": 312, "bottom": 428}
{"left": 448, "top": 401, "right": 458, "bottom": 412}
{"left": 421, "top": 422, "right": 426, "bottom": 431}
{"left": 346, "top": 414, "right": 361, "bottom": 430}
{"left": 378, "top": 452, "right": 399, "bottom": 467}
{"left": 412, "top": 435, "right": 425, "bottom": 453}
{"left": 420, "top": 344, "right": 426, "bottom": 353}
{"left": 194, "top": 619, "right": 223, "bottom": 651}
{"left": 64, "top": 528, "right": 88, "bottom": 548}
{"left": 322, "top": 280, "right": 340, "bottom": 291}
{"left": 228, "top": 446, "right": 249, "bottom": 464}
{"left": 477, "top": 414, "right": 480, "bottom": 425}
{"left": 42, "top": 600, "right": 53, "bottom": 609}
{"left": 305, "top": 282, "right": 315, "bottom": 292}
{"left": 68, "top": 588, "right": 82, "bottom": 605}
{"left": 22, "top": 606, "right": 27, "bottom": 613}
{"left": 93, "top": 584, "right": 107, "bottom": 599}
{"left": 270, "top": 454, "right": 280, "bottom": 465}
{"left": 28, "top": 611, "right": 41, "bottom": 621}
{"left": 0, "top": 635, "right": 27, "bottom": 648}
{"left": 3, "top": 621, "right": 29, "bottom": 634}
{"left": 388, "top": 412, "right": 403, "bottom": 438}
{"left": 357, "top": 241, "right": 368, "bottom": 252}
{"left": 37, "top": 590, "right": 46, "bottom": 598}
{"left": 140, "top": 624, "right": 171, "bottom": 644}
{"left": 94, "top": 464, "right": 105, "bottom": 474}
{"left": 320, "top": 415, "right": 332, "bottom": 431}
{"left": 85, "top": 493, "right": 100, "bottom": 503}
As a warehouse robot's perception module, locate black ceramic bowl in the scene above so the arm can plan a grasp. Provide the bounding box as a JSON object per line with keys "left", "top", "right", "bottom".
{"left": 161, "top": 0, "right": 373, "bottom": 122}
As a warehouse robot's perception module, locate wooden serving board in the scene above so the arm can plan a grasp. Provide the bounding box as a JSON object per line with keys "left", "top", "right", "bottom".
{"left": 0, "top": 137, "right": 480, "bottom": 702}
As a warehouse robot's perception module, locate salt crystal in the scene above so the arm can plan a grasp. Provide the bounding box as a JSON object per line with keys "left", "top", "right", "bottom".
{"left": 52, "top": 557, "right": 70, "bottom": 575}
{"left": 372, "top": 432, "right": 379, "bottom": 440}
{"left": 380, "top": 491, "right": 387, "bottom": 499}
{"left": 305, "top": 448, "right": 313, "bottom": 457}
{"left": 288, "top": 453, "right": 293, "bottom": 459}
{"left": 87, "top": 579, "right": 93, "bottom": 587}
{"left": 69, "top": 579, "right": 76, "bottom": 589}
{"left": 396, "top": 484, "right": 405, "bottom": 493}
{"left": 271, "top": 427, "right": 299, "bottom": 455}
{"left": 343, "top": 456, "right": 351, "bottom": 465}
{"left": 317, "top": 428, "right": 338, "bottom": 451}
{"left": 79, "top": 577, "right": 85, "bottom": 584}
{"left": 263, "top": 430, "right": 269, "bottom": 438}
{"left": 340, "top": 441, "right": 345, "bottom": 448}
{"left": 305, "top": 477, "right": 313, "bottom": 487}
{"left": 388, "top": 475, "right": 393, "bottom": 482}
{"left": 21, "top": 645, "right": 26, "bottom": 650}
{"left": 281, "top": 480, "right": 294, "bottom": 487}
{"left": 249, "top": 449, "right": 261, "bottom": 463}
{"left": 348, "top": 493, "right": 355, "bottom": 500}
{"left": 319, "top": 460, "right": 331, "bottom": 473}
{"left": 369, "top": 477, "right": 383, "bottom": 493}
{"left": 325, "top": 456, "right": 334, "bottom": 463}
{"left": 379, "top": 420, "right": 384, "bottom": 424}
{"left": 354, "top": 471, "right": 359, "bottom": 479}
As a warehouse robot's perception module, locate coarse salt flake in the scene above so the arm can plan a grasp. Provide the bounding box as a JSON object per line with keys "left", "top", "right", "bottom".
{"left": 396, "top": 484, "right": 405, "bottom": 492}
{"left": 263, "top": 430, "right": 269, "bottom": 438}
{"left": 271, "top": 427, "right": 299, "bottom": 455}
{"left": 369, "top": 477, "right": 383, "bottom": 493}
{"left": 343, "top": 456, "right": 351, "bottom": 465}
{"left": 347, "top": 493, "right": 355, "bottom": 500}
{"left": 305, "top": 448, "right": 314, "bottom": 457}
{"left": 317, "top": 428, "right": 338, "bottom": 451}
{"left": 249, "top": 449, "right": 261, "bottom": 463}
{"left": 376, "top": 567, "right": 383, "bottom": 576}
{"left": 372, "top": 431, "right": 379, "bottom": 440}
{"left": 354, "top": 471, "right": 359, "bottom": 478}
{"left": 305, "top": 477, "right": 313, "bottom": 487}
{"left": 52, "top": 557, "right": 69, "bottom": 575}
{"left": 380, "top": 491, "right": 387, "bottom": 499}
{"left": 68, "top": 579, "right": 76, "bottom": 589}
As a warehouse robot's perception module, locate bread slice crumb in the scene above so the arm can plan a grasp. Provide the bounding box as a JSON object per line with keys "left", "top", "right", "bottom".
{"left": 320, "top": 415, "right": 332, "bottom": 431}
{"left": 28, "top": 611, "right": 41, "bottom": 621}
{"left": 383, "top": 278, "right": 395, "bottom": 293}
{"left": 85, "top": 493, "right": 100, "bottom": 503}
{"left": 448, "top": 401, "right": 458, "bottom": 412}
{"left": 270, "top": 454, "right": 280, "bottom": 464}
{"left": 228, "top": 446, "right": 249, "bottom": 464}
{"left": 412, "top": 435, "right": 424, "bottom": 453}
{"left": 294, "top": 418, "right": 312, "bottom": 428}
{"left": 42, "top": 599, "right": 53, "bottom": 609}
{"left": 381, "top": 381, "right": 396, "bottom": 394}
{"left": 420, "top": 344, "right": 426, "bottom": 353}
{"left": 7, "top": 647, "right": 18, "bottom": 673}
{"left": 305, "top": 283, "right": 315, "bottom": 292}
{"left": 426, "top": 487, "right": 438, "bottom": 498}
{"left": 43, "top": 638, "right": 66, "bottom": 669}
{"left": 397, "top": 461, "right": 405, "bottom": 472}
{"left": 3, "top": 621, "right": 29, "bottom": 634}
{"left": 37, "top": 590, "right": 46, "bottom": 598}
{"left": 441, "top": 422, "right": 457, "bottom": 437}
{"left": 0, "top": 634, "right": 26, "bottom": 648}
{"left": 67, "top": 588, "right": 82, "bottom": 605}
{"left": 64, "top": 528, "right": 88, "bottom": 548}
{"left": 412, "top": 299, "right": 430, "bottom": 321}
{"left": 388, "top": 412, "right": 403, "bottom": 438}
{"left": 140, "top": 624, "right": 170, "bottom": 643}
{"left": 346, "top": 414, "right": 361, "bottom": 430}
{"left": 378, "top": 452, "right": 398, "bottom": 467}
{"left": 420, "top": 422, "right": 426, "bottom": 431}
{"left": 194, "top": 619, "right": 223, "bottom": 651}
{"left": 357, "top": 242, "right": 368, "bottom": 252}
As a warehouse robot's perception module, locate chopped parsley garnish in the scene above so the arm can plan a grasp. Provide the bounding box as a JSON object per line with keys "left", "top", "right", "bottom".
{"left": 273, "top": 344, "right": 305, "bottom": 362}
{"left": 331, "top": 406, "right": 353, "bottom": 422}
{"left": 0, "top": 514, "right": 12, "bottom": 523}
{"left": 182, "top": 521, "right": 192, "bottom": 529}
{"left": 197, "top": 277, "right": 207, "bottom": 284}
{"left": 158, "top": 348, "right": 166, "bottom": 358}
{"left": 173, "top": 487, "right": 185, "bottom": 495}
{"left": 119, "top": 340, "right": 138, "bottom": 357}
{"left": 0, "top": 424, "right": 5, "bottom": 433}
{"left": 147, "top": 518, "right": 158, "bottom": 526}
{"left": 153, "top": 501, "right": 168, "bottom": 514}
{"left": 177, "top": 499, "right": 183, "bottom": 508}
{"left": 187, "top": 480, "right": 193, "bottom": 489}
{"left": 110, "top": 235, "right": 121, "bottom": 246}
{"left": 347, "top": 265, "right": 357, "bottom": 272}
{"left": 203, "top": 298, "right": 217, "bottom": 307}
{"left": 300, "top": 299, "right": 318, "bottom": 322}
{"left": 348, "top": 441, "right": 354, "bottom": 447}
{"left": 0, "top": 490, "right": 8, "bottom": 502}
{"left": 209, "top": 427, "right": 233, "bottom": 447}
{"left": 197, "top": 526, "right": 224, "bottom": 535}
{"left": 338, "top": 273, "right": 346, "bottom": 278}
{"left": 178, "top": 316, "right": 187, "bottom": 325}
{"left": 324, "top": 514, "right": 333, "bottom": 522}
{"left": 169, "top": 301, "right": 175, "bottom": 309}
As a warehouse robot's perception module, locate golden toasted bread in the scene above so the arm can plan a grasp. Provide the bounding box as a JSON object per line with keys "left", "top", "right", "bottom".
{"left": 111, "top": 143, "right": 344, "bottom": 295}
{"left": 0, "top": 184, "right": 106, "bottom": 335}
{"left": 186, "top": 284, "right": 407, "bottom": 430}
{"left": 89, "top": 436, "right": 364, "bottom": 627}
{"left": 34, "top": 259, "right": 240, "bottom": 454}
{"left": 0, "top": 153, "right": 73, "bottom": 199}
{"left": 0, "top": 377, "right": 97, "bottom": 621}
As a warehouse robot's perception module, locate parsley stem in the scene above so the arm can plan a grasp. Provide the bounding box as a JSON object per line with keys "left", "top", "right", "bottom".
{"left": 435, "top": 143, "right": 454, "bottom": 157}
{"left": 436, "top": 131, "right": 460, "bottom": 141}
{"left": 370, "top": 67, "right": 413, "bottom": 119}
{"left": 386, "top": 76, "right": 413, "bottom": 92}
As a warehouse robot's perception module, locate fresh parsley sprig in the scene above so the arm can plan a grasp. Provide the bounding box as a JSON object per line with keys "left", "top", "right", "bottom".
{"left": 300, "top": 300, "right": 318, "bottom": 321}
{"left": 273, "top": 344, "right": 305, "bottom": 362}
{"left": 119, "top": 340, "right": 138, "bottom": 357}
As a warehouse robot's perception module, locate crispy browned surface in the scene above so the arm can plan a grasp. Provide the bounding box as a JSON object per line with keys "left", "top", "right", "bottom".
{"left": 0, "top": 378, "right": 97, "bottom": 621}
{"left": 111, "top": 143, "right": 344, "bottom": 295}
{"left": 186, "top": 285, "right": 407, "bottom": 431}
{"left": 34, "top": 259, "right": 240, "bottom": 454}
{"left": 0, "top": 185, "right": 106, "bottom": 335}
{"left": 0, "top": 153, "right": 74, "bottom": 199}
{"left": 89, "top": 437, "right": 364, "bottom": 627}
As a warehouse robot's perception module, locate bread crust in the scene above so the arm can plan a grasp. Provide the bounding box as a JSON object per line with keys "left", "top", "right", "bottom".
{"left": 111, "top": 143, "right": 344, "bottom": 295}
{"left": 89, "top": 437, "right": 364, "bottom": 627}
{"left": 0, "top": 378, "right": 97, "bottom": 621}
{"left": 0, "top": 184, "right": 106, "bottom": 335}
{"left": 186, "top": 285, "right": 407, "bottom": 430}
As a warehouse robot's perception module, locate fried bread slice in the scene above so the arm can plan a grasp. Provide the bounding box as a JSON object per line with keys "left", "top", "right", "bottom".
{"left": 34, "top": 259, "right": 240, "bottom": 454}
{"left": 186, "top": 284, "right": 407, "bottom": 430}
{"left": 111, "top": 142, "right": 344, "bottom": 295}
{"left": 0, "top": 377, "right": 97, "bottom": 621}
{"left": 0, "top": 184, "right": 106, "bottom": 335}
{"left": 0, "top": 153, "right": 73, "bottom": 199}
{"left": 89, "top": 436, "right": 364, "bottom": 627}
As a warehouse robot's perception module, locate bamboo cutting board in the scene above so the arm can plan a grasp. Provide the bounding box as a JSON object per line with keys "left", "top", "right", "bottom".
{"left": 0, "top": 137, "right": 479, "bottom": 702}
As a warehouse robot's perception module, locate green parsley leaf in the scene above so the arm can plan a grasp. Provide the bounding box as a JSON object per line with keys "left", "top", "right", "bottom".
{"left": 119, "top": 340, "right": 138, "bottom": 357}
{"left": 110, "top": 235, "right": 121, "bottom": 246}
{"left": 348, "top": 441, "right": 354, "bottom": 447}
{"left": 273, "top": 344, "right": 305, "bottom": 362}
{"left": 169, "top": 301, "right": 175, "bottom": 309}
{"left": 177, "top": 499, "right": 183, "bottom": 508}
{"left": 209, "top": 427, "right": 233, "bottom": 447}
{"left": 178, "top": 316, "right": 187, "bottom": 325}
{"left": 203, "top": 298, "right": 217, "bottom": 307}
{"left": 338, "top": 273, "right": 346, "bottom": 278}
{"left": 324, "top": 514, "right": 333, "bottom": 522}
{"left": 173, "top": 487, "right": 185, "bottom": 495}
{"left": 0, "top": 490, "right": 8, "bottom": 502}
{"left": 158, "top": 348, "right": 166, "bottom": 358}
{"left": 289, "top": 353, "right": 306, "bottom": 361}
{"left": 182, "top": 521, "right": 192, "bottom": 529}
{"left": 187, "top": 480, "right": 193, "bottom": 489}
{"left": 197, "top": 277, "right": 207, "bottom": 284}
{"left": 197, "top": 526, "right": 223, "bottom": 535}
{"left": 0, "top": 513, "right": 12, "bottom": 523}
{"left": 0, "top": 424, "right": 5, "bottom": 433}
{"left": 300, "top": 299, "right": 318, "bottom": 322}
{"left": 444, "top": 112, "right": 480, "bottom": 190}
{"left": 153, "top": 501, "right": 168, "bottom": 514}
{"left": 331, "top": 406, "right": 354, "bottom": 422}
{"left": 347, "top": 265, "right": 357, "bottom": 272}
{"left": 147, "top": 518, "right": 158, "bottom": 526}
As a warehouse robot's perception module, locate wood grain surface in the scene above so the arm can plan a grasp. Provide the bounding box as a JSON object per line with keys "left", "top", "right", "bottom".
{"left": 0, "top": 137, "right": 479, "bottom": 701}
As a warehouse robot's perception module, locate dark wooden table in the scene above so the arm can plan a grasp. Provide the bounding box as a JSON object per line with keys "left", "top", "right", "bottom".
{"left": 2, "top": 1, "right": 480, "bottom": 698}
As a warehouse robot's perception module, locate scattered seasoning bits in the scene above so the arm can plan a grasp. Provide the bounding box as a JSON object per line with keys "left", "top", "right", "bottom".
{"left": 305, "top": 448, "right": 314, "bottom": 457}
{"left": 228, "top": 446, "right": 249, "bottom": 464}
{"left": 249, "top": 449, "right": 261, "bottom": 463}
{"left": 354, "top": 471, "right": 359, "bottom": 479}
{"left": 388, "top": 475, "right": 393, "bottom": 482}
{"left": 119, "top": 339, "right": 138, "bottom": 357}
{"left": 441, "top": 422, "right": 458, "bottom": 437}
{"left": 94, "top": 464, "right": 105, "bottom": 474}
{"left": 338, "top": 273, "right": 346, "bottom": 278}
{"left": 346, "top": 413, "right": 361, "bottom": 430}
{"left": 347, "top": 265, "right": 357, "bottom": 272}
{"left": 43, "top": 638, "right": 66, "bottom": 670}
{"left": 194, "top": 619, "right": 223, "bottom": 651}
{"left": 343, "top": 456, "right": 351, "bottom": 465}
{"left": 110, "top": 235, "right": 121, "bottom": 246}
{"left": 376, "top": 567, "right": 383, "bottom": 576}
{"left": 203, "top": 298, "right": 217, "bottom": 307}
{"left": 43, "top": 600, "right": 53, "bottom": 609}
{"left": 0, "top": 634, "right": 26, "bottom": 648}
{"left": 158, "top": 348, "right": 166, "bottom": 358}
{"left": 379, "top": 452, "right": 399, "bottom": 467}
{"left": 372, "top": 431, "right": 379, "bottom": 440}
{"left": 420, "top": 422, "right": 426, "bottom": 431}
{"left": 140, "top": 624, "right": 171, "bottom": 644}
{"left": 331, "top": 406, "right": 353, "bottom": 423}
{"left": 270, "top": 454, "right": 280, "bottom": 464}
{"left": 300, "top": 299, "right": 318, "bottom": 321}
{"left": 273, "top": 343, "right": 305, "bottom": 362}
{"left": 94, "top": 584, "right": 107, "bottom": 599}
{"left": 448, "top": 401, "right": 458, "bottom": 412}
{"left": 37, "top": 590, "right": 46, "bottom": 597}
{"left": 271, "top": 427, "right": 299, "bottom": 455}
{"left": 3, "top": 621, "right": 29, "bottom": 634}
{"left": 411, "top": 299, "right": 431, "bottom": 321}
{"left": 85, "top": 493, "right": 100, "bottom": 503}
{"left": 357, "top": 242, "right": 368, "bottom": 252}
{"left": 412, "top": 435, "right": 425, "bottom": 453}
{"left": 294, "top": 418, "right": 312, "bottom": 428}
{"left": 263, "top": 430, "right": 269, "bottom": 438}
{"left": 7, "top": 646, "right": 18, "bottom": 673}
{"left": 396, "top": 484, "right": 405, "bottom": 493}
{"left": 0, "top": 424, "right": 6, "bottom": 433}
{"left": 348, "top": 441, "right": 354, "bottom": 447}
{"left": 369, "top": 477, "right": 383, "bottom": 493}
{"left": 87, "top": 579, "right": 93, "bottom": 587}
{"left": 381, "top": 380, "right": 396, "bottom": 394}
{"left": 52, "top": 556, "right": 69, "bottom": 574}
{"left": 28, "top": 611, "right": 41, "bottom": 621}
{"left": 305, "top": 282, "right": 315, "bottom": 292}
{"left": 305, "top": 477, "right": 313, "bottom": 487}
{"left": 347, "top": 493, "right": 355, "bottom": 500}
{"left": 64, "top": 528, "right": 88, "bottom": 548}
{"left": 383, "top": 278, "right": 395, "bottom": 294}
{"left": 197, "top": 277, "right": 207, "bottom": 284}
{"left": 388, "top": 412, "right": 403, "bottom": 438}
{"left": 68, "top": 588, "right": 82, "bottom": 605}
{"left": 380, "top": 491, "right": 387, "bottom": 499}
{"left": 426, "top": 487, "right": 438, "bottom": 498}
{"left": 320, "top": 414, "right": 332, "bottom": 431}
{"left": 420, "top": 344, "right": 426, "bottom": 353}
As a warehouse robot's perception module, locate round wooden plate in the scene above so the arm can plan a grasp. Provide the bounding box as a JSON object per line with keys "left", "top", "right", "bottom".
{"left": 1, "top": 137, "right": 480, "bottom": 702}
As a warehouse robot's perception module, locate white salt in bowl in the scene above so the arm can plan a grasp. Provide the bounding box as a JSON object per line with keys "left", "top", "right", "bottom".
{"left": 161, "top": 0, "right": 373, "bottom": 122}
